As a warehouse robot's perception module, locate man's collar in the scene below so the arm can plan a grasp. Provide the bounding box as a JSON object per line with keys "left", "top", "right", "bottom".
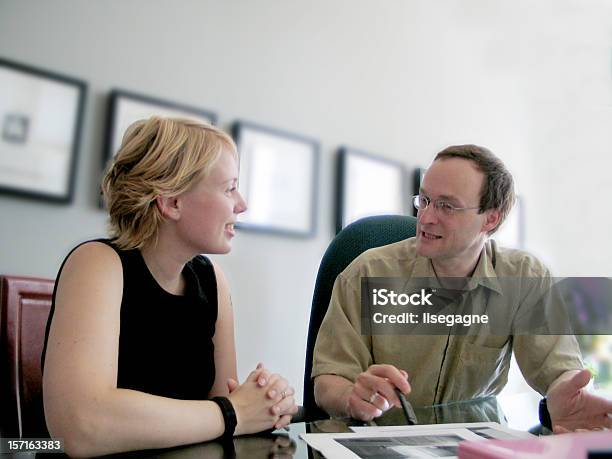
{"left": 413, "top": 254, "right": 436, "bottom": 278}
{"left": 413, "top": 240, "right": 502, "bottom": 294}
{"left": 467, "top": 240, "right": 502, "bottom": 294}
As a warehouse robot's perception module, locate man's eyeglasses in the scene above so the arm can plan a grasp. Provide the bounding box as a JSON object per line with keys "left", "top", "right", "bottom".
{"left": 412, "top": 195, "right": 480, "bottom": 216}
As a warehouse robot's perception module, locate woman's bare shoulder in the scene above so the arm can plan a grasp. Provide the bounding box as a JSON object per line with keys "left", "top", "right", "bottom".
{"left": 63, "top": 241, "right": 121, "bottom": 273}
{"left": 56, "top": 241, "right": 124, "bottom": 305}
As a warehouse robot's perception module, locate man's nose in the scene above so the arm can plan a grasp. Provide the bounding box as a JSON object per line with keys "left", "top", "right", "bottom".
{"left": 418, "top": 203, "right": 437, "bottom": 225}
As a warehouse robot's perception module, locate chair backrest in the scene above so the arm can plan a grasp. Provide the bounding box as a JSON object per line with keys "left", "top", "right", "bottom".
{"left": 303, "top": 214, "right": 417, "bottom": 420}
{"left": 0, "top": 275, "right": 54, "bottom": 438}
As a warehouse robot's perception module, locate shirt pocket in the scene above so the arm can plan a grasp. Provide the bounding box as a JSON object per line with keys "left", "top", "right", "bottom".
{"left": 456, "top": 339, "right": 511, "bottom": 398}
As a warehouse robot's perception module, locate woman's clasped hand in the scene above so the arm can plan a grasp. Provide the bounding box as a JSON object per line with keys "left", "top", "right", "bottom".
{"left": 227, "top": 363, "right": 298, "bottom": 434}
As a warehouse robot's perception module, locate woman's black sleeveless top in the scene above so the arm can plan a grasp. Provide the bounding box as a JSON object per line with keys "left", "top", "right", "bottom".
{"left": 42, "top": 239, "right": 218, "bottom": 400}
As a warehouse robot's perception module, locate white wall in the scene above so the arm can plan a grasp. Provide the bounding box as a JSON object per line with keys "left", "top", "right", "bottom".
{"left": 1, "top": 0, "right": 611, "bottom": 403}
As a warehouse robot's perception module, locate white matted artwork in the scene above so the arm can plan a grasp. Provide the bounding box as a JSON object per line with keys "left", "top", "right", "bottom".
{"left": 232, "top": 121, "right": 319, "bottom": 237}
{"left": 0, "top": 58, "right": 86, "bottom": 203}
{"left": 336, "top": 147, "right": 407, "bottom": 233}
{"left": 104, "top": 89, "right": 216, "bottom": 166}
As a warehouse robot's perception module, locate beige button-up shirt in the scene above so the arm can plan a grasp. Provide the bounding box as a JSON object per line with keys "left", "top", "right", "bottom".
{"left": 312, "top": 237, "right": 583, "bottom": 407}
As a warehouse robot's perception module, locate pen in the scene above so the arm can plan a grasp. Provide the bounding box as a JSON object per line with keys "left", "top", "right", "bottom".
{"left": 395, "top": 388, "right": 417, "bottom": 425}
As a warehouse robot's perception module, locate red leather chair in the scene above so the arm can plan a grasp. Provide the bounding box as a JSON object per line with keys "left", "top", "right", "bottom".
{"left": 0, "top": 275, "right": 54, "bottom": 438}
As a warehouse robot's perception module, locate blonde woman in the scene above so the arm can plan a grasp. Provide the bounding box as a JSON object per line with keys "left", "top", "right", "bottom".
{"left": 42, "top": 117, "right": 298, "bottom": 457}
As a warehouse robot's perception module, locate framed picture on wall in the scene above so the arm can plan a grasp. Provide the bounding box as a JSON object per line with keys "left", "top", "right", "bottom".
{"left": 336, "top": 147, "right": 408, "bottom": 233}
{"left": 0, "top": 57, "right": 86, "bottom": 203}
{"left": 412, "top": 167, "right": 426, "bottom": 217}
{"left": 232, "top": 121, "right": 319, "bottom": 237}
{"left": 103, "top": 89, "right": 217, "bottom": 168}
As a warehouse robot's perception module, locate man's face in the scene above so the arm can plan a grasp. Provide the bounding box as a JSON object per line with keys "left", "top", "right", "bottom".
{"left": 415, "top": 158, "right": 495, "bottom": 265}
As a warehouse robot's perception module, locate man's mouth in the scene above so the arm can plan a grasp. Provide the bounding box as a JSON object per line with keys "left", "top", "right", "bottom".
{"left": 421, "top": 231, "right": 442, "bottom": 240}
{"left": 225, "top": 223, "right": 235, "bottom": 233}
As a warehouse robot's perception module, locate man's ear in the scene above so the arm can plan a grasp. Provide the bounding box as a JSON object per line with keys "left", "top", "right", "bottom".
{"left": 482, "top": 208, "right": 502, "bottom": 234}
{"left": 155, "top": 195, "right": 181, "bottom": 220}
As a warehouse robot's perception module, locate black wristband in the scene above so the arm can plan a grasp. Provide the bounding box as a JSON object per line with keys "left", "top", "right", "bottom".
{"left": 211, "top": 396, "right": 237, "bottom": 440}
{"left": 539, "top": 397, "right": 552, "bottom": 431}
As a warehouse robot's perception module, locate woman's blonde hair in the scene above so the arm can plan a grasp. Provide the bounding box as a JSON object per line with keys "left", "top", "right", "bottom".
{"left": 101, "top": 116, "right": 236, "bottom": 250}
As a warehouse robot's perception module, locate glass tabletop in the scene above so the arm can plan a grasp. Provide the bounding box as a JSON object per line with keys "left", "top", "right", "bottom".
{"left": 98, "top": 396, "right": 540, "bottom": 458}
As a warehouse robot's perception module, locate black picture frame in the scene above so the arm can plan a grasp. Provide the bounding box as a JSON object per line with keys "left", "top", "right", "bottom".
{"left": 412, "top": 167, "right": 426, "bottom": 217}
{"left": 0, "top": 57, "right": 86, "bottom": 203}
{"left": 232, "top": 121, "right": 319, "bottom": 237}
{"left": 336, "top": 147, "right": 408, "bottom": 233}
{"left": 103, "top": 89, "right": 217, "bottom": 170}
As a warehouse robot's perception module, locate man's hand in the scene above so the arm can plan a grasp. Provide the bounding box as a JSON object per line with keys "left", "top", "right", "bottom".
{"left": 547, "top": 369, "right": 612, "bottom": 432}
{"left": 345, "top": 364, "right": 411, "bottom": 421}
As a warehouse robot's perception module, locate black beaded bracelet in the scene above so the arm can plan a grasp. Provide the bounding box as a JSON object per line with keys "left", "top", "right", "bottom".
{"left": 211, "top": 396, "right": 237, "bottom": 440}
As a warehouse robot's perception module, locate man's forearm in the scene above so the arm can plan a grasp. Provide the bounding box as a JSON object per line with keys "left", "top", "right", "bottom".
{"left": 313, "top": 375, "right": 354, "bottom": 418}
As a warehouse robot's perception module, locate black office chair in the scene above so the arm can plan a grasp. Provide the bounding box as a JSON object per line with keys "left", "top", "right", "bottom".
{"left": 302, "top": 214, "right": 417, "bottom": 421}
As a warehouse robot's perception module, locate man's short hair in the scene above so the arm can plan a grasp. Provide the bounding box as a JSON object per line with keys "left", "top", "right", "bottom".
{"left": 434, "top": 144, "right": 515, "bottom": 235}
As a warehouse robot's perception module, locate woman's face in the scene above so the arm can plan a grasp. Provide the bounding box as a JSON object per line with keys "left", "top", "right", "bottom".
{"left": 176, "top": 149, "right": 247, "bottom": 254}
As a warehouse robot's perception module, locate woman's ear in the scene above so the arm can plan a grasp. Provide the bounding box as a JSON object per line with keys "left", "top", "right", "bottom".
{"left": 155, "top": 195, "right": 181, "bottom": 220}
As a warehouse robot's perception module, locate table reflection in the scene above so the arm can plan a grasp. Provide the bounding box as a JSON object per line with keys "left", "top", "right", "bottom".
{"left": 98, "top": 397, "right": 531, "bottom": 458}
{"left": 99, "top": 433, "right": 297, "bottom": 459}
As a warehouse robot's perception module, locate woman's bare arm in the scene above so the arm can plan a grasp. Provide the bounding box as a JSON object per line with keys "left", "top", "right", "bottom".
{"left": 208, "top": 262, "right": 237, "bottom": 397}
{"left": 43, "top": 242, "right": 279, "bottom": 457}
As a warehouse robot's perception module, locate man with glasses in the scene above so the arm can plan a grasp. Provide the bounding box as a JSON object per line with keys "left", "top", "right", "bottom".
{"left": 312, "top": 145, "right": 611, "bottom": 431}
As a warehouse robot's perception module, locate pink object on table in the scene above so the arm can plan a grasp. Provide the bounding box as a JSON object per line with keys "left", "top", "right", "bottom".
{"left": 458, "top": 431, "right": 612, "bottom": 459}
